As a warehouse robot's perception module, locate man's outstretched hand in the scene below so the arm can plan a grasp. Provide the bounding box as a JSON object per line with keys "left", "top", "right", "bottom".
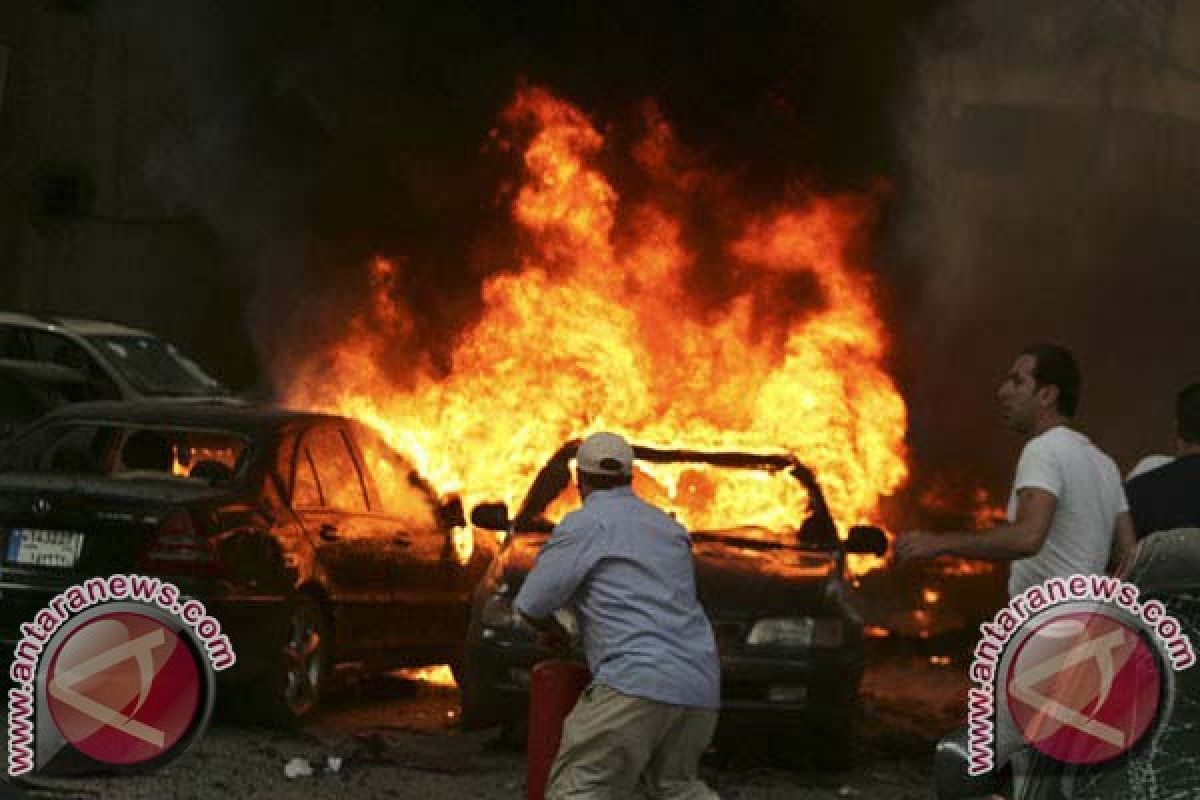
{"left": 894, "top": 531, "right": 944, "bottom": 563}
{"left": 536, "top": 617, "right": 573, "bottom": 654}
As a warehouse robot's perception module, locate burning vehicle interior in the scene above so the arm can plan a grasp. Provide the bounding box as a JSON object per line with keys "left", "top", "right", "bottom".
{"left": 460, "top": 440, "right": 887, "bottom": 767}
{"left": 3, "top": 420, "right": 248, "bottom": 485}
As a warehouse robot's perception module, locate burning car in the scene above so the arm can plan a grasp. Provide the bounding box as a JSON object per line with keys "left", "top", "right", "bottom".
{"left": 0, "top": 312, "right": 232, "bottom": 401}
{"left": 458, "top": 440, "right": 887, "bottom": 766}
{"left": 0, "top": 401, "right": 491, "bottom": 725}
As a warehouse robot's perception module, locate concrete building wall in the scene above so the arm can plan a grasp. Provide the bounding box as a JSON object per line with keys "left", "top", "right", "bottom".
{"left": 0, "top": 1, "right": 256, "bottom": 389}
{"left": 898, "top": 0, "right": 1200, "bottom": 475}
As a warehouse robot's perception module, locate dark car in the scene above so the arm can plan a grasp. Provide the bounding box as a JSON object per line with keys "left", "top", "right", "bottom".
{"left": 0, "top": 401, "right": 494, "bottom": 724}
{"left": 934, "top": 527, "right": 1200, "bottom": 799}
{"left": 459, "top": 441, "right": 887, "bottom": 766}
{"left": 0, "top": 312, "right": 233, "bottom": 401}
{"left": 0, "top": 359, "right": 98, "bottom": 442}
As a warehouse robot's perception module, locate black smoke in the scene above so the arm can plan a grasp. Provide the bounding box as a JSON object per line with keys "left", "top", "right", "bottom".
{"left": 98, "top": 0, "right": 941, "bottom": 376}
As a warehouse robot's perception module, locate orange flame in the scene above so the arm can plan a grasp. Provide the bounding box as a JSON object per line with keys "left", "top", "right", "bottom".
{"left": 282, "top": 87, "right": 908, "bottom": 574}
{"left": 396, "top": 665, "right": 457, "bottom": 689}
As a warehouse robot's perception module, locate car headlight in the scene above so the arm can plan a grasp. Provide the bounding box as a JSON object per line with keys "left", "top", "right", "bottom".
{"left": 481, "top": 592, "right": 526, "bottom": 629}
{"left": 746, "top": 618, "right": 844, "bottom": 648}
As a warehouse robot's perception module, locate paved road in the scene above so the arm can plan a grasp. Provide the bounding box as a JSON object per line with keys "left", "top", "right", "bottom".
{"left": 7, "top": 642, "right": 967, "bottom": 799}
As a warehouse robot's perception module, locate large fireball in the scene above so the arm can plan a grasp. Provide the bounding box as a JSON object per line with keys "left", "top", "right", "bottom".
{"left": 283, "top": 87, "right": 908, "bottom": 573}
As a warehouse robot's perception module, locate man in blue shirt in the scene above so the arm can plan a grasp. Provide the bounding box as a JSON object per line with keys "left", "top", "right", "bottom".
{"left": 1126, "top": 381, "right": 1200, "bottom": 539}
{"left": 515, "top": 432, "right": 721, "bottom": 799}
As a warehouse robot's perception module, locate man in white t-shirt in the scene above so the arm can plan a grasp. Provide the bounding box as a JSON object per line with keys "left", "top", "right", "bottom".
{"left": 896, "top": 343, "right": 1137, "bottom": 595}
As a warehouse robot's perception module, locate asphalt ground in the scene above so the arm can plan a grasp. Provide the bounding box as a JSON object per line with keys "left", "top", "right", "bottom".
{"left": 3, "top": 637, "right": 969, "bottom": 799}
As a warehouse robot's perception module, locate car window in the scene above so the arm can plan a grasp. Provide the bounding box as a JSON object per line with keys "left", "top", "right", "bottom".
{"left": 27, "top": 331, "right": 92, "bottom": 372}
{"left": 0, "top": 374, "right": 43, "bottom": 419}
{"left": 292, "top": 445, "right": 323, "bottom": 509}
{"left": 0, "top": 325, "right": 30, "bottom": 359}
{"left": 537, "top": 458, "right": 813, "bottom": 543}
{"left": 353, "top": 426, "right": 438, "bottom": 529}
{"left": 0, "top": 421, "right": 251, "bottom": 483}
{"left": 305, "top": 426, "right": 368, "bottom": 512}
{"left": 85, "top": 334, "right": 226, "bottom": 397}
{"left": 11, "top": 329, "right": 121, "bottom": 400}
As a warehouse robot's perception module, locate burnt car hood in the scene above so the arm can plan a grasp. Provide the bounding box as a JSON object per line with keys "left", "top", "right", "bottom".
{"left": 499, "top": 532, "right": 839, "bottom": 618}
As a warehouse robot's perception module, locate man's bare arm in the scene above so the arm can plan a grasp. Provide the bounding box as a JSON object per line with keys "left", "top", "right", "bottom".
{"left": 895, "top": 488, "right": 1057, "bottom": 562}
{"left": 1109, "top": 511, "right": 1138, "bottom": 579}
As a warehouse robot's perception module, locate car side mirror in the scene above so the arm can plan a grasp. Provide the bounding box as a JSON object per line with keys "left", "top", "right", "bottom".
{"left": 438, "top": 495, "right": 467, "bottom": 529}
{"left": 471, "top": 502, "right": 511, "bottom": 532}
{"left": 845, "top": 525, "right": 888, "bottom": 556}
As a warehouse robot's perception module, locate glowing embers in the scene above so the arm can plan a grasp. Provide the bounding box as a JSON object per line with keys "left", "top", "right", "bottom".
{"left": 395, "top": 665, "right": 457, "bottom": 689}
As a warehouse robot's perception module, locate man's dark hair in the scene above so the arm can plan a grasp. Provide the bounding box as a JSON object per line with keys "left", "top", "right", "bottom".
{"left": 1178, "top": 382, "right": 1200, "bottom": 444}
{"left": 577, "top": 470, "right": 633, "bottom": 490}
{"left": 1021, "top": 342, "right": 1082, "bottom": 417}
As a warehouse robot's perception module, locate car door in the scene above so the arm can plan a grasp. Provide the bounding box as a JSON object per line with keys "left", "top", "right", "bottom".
{"left": 347, "top": 424, "right": 455, "bottom": 650}
{"left": 291, "top": 422, "right": 391, "bottom": 654}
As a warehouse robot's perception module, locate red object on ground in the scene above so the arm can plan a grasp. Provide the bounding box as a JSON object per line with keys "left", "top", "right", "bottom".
{"left": 526, "top": 659, "right": 591, "bottom": 800}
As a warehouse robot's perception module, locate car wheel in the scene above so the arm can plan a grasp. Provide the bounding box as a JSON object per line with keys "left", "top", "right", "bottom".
{"left": 256, "top": 593, "right": 329, "bottom": 727}
{"left": 455, "top": 652, "right": 489, "bottom": 729}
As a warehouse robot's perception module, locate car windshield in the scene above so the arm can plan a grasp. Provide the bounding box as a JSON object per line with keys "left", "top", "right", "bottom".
{"left": 526, "top": 454, "right": 822, "bottom": 547}
{"left": 86, "top": 334, "right": 228, "bottom": 397}
{"left": 0, "top": 420, "right": 252, "bottom": 485}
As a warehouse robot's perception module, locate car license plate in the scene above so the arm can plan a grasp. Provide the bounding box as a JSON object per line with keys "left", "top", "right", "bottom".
{"left": 5, "top": 529, "right": 85, "bottom": 568}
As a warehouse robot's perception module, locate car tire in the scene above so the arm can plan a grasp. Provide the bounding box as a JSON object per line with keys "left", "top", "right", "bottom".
{"left": 455, "top": 652, "right": 490, "bottom": 730}
{"left": 255, "top": 593, "right": 330, "bottom": 728}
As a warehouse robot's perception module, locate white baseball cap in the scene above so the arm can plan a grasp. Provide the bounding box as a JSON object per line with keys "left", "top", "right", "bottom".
{"left": 576, "top": 432, "right": 634, "bottom": 477}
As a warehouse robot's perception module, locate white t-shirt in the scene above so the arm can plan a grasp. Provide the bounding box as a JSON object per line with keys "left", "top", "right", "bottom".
{"left": 1006, "top": 426, "right": 1129, "bottom": 596}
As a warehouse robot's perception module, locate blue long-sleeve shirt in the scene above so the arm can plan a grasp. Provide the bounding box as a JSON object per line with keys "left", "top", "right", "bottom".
{"left": 514, "top": 485, "right": 720, "bottom": 709}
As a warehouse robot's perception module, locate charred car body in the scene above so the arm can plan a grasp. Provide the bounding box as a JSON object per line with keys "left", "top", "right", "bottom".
{"left": 460, "top": 441, "right": 887, "bottom": 764}
{"left": 0, "top": 401, "right": 493, "bottom": 724}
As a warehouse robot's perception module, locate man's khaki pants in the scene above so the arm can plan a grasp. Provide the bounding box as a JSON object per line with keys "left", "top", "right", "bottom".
{"left": 545, "top": 683, "right": 719, "bottom": 800}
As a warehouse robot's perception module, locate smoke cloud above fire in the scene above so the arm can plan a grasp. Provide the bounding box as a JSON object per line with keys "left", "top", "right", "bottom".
{"left": 896, "top": 0, "right": 1200, "bottom": 492}
{"left": 99, "top": 1, "right": 1199, "bottom": 516}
